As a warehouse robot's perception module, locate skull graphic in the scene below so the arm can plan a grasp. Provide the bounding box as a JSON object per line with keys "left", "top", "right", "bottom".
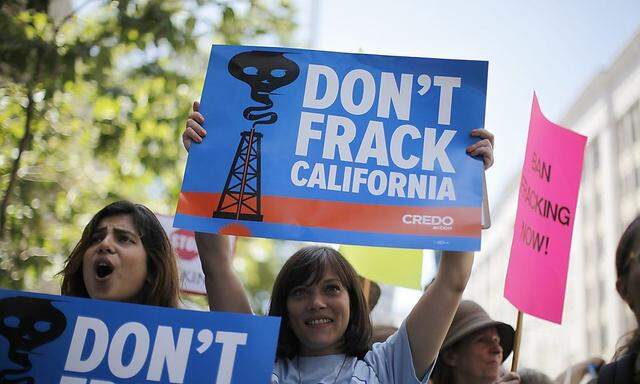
{"left": 0, "top": 296, "right": 67, "bottom": 381}
{"left": 228, "top": 50, "right": 300, "bottom": 127}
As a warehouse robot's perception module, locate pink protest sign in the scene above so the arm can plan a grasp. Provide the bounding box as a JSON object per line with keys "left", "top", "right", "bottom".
{"left": 504, "top": 93, "right": 587, "bottom": 324}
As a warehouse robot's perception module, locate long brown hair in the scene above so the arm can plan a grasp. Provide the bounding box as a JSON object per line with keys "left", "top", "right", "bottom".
{"left": 60, "top": 201, "right": 180, "bottom": 307}
{"left": 614, "top": 215, "right": 640, "bottom": 359}
{"left": 268, "top": 246, "right": 372, "bottom": 359}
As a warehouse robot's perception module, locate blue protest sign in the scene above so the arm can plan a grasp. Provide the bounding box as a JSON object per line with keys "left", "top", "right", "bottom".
{"left": 176, "top": 45, "right": 487, "bottom": 250}
{"left": 0, "top": 289, "right": 279, "bottom": 383}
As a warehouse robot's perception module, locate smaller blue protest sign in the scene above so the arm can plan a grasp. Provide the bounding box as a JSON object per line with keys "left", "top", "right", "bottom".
{"left": 0, "top": 289, "right": 279, "bottom": 383}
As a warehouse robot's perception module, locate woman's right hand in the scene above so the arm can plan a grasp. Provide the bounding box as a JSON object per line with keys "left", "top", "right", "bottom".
{"left": 183, "top": 100, "right": 207, "bottom": 151}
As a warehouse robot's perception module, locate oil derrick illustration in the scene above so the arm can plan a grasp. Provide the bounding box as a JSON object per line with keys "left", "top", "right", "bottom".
{"left": 213, "top": 51, "right": 300, "bottom": 221}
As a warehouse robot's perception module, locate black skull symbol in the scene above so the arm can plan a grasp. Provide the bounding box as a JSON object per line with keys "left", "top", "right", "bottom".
{"left": 228, "top": 51, "right": 299, "bottom": 128}
{"left": 229, "top": 50, "right": 300, "bottom": 106}
{"left": 0, "top": 297, "right": 67, "bottom": 372}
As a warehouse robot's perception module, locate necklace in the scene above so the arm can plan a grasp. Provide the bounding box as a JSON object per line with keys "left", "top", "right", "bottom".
{"left": 296, "top": 354, "right": 348, "bottom": 384}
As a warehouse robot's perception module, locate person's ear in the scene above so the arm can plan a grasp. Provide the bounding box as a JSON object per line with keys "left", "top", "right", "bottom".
{"left": 442, "top": 349, "right": 458, "bottom": 367}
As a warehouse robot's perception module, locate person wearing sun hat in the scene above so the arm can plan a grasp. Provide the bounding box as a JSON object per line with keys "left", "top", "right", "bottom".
{"left": 431, "top": 300, "right": 520, "bottom": 384}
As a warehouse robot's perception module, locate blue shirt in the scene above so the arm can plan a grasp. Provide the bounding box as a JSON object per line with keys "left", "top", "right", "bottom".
{"left": 271, "top": 321, "right": 432, "bottom": 383}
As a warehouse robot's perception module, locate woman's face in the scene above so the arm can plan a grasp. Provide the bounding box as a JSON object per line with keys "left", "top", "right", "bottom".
{"left": 445, "top": 326, "right": 503, "bottom": 384}
{"left": 82, "top": 214, "right": 148, "bottom": 303}
{"left": 286, "top": 267, "right": 350, "bottom": 356}
{"left": 618, "top": 252, "right": 640, "bottom": 321}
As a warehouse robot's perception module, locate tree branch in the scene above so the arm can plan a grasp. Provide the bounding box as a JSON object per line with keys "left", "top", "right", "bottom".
{"left": 0, "top": 89, "right": 34, "bottom": 239}
{"left": 0, "top": 43, "right": 45, "bottom": 239}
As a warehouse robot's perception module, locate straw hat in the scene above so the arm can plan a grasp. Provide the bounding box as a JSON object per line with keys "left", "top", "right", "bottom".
{"left": 441, "top": 300, "right": 515, "bottom": 360}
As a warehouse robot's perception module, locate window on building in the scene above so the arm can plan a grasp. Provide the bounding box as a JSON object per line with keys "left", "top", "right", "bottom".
{"left": 623, "top": 173, "right": 632, "bottom": 197}
{"left": 600, "top": 325, "right": 608, "bottom": 353}
{"left": 617, "top": 124, "right": 627, "bottom": 152}
{"left": 592, "top": 137, "right": 600, "bottom": 172}
{"left": 627, "top": 112, "right": 634, "bottom": 144}
{"left": 630, "top": 113, "right": 637, "bottom": 144}
{"left": 617, "top": 114, "right": 631, "bottom": 151}
{"left": 598, "top": 277, "right": 606, "bottom": 307}
{"left": 587, "top": 329, "right": 596, "bottom": 354}
{"left": 632, "top": 101, "right": 640, "bottom": 144}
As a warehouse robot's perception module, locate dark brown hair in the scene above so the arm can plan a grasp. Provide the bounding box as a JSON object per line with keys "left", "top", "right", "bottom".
{"left": 431, "top": 339, "right": 461, "bottom": 384}
{"left": 614, "top": 215, "right": 640, "bottom": 359}
{"left": 268, "top": 246, "right": 372, "bottom": 359}
{"left": 60, "top": 201, "right": 180, "bottom": 308}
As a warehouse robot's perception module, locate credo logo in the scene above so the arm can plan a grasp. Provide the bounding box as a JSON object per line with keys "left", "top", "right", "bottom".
{"left": 402, "top": 215, "right": 454, "bottom": 228}
{"left": 170, "top": 229, "right": 198, "bottom": 260}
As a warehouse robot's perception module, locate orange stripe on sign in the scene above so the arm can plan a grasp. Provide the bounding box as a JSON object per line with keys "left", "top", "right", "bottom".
{"left": 177, "top": 192, "right": 481, "bottom": 237}
{"left": 177, "top": 192, "right": 219, "bottom": 217}
{"left": 262, "top": 196, "right": 480, "bottom": 237}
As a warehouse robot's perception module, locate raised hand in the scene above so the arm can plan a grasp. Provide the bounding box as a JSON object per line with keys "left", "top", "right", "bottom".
{"left": 467, "top": 128, "right": 494, "bottom": 169}
{"left": 183, "top": 101, "right": 207, "bottom": 151}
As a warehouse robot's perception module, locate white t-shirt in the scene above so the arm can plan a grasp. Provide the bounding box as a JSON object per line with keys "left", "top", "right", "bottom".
{"left": 271, "top": 321, "right": 432, "bottom": 384}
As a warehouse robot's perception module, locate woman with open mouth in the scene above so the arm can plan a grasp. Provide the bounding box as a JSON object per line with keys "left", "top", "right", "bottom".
{"left": 59, "top": 201, "right": 180, "bottom": 308}
{"left": 184, "top": 101, "right": 496, "bottom": 383}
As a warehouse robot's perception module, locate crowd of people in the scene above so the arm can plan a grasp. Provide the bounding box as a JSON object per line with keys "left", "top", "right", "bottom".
{"left": 54, "top": 102, "right": 640, "bottom": 383}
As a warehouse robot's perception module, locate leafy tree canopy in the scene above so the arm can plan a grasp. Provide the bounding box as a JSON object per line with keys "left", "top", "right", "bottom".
{"left": 0, "top": 0, "right": 297, "bottom": 309}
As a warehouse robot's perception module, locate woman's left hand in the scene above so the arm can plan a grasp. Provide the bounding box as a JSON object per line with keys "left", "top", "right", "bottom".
{"left": 467, "top": 128, "right": 494, "bottom": 169}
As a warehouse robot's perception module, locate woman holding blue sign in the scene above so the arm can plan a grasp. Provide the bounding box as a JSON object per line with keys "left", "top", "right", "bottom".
{"left": 184, "top": 103, "right": 496, "bottom": 383}
{"left": 60, "top": 201, "right": 180, "bottom": 308}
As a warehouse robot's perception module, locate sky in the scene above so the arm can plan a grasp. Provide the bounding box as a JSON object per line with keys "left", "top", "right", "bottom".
{"left": 294, "top": 0, "right": 640, "bottom": 207}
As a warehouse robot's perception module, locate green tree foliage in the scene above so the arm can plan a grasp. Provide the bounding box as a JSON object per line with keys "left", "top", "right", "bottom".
{"left": 0, "top": 0, "right": 296, "bottom": 302}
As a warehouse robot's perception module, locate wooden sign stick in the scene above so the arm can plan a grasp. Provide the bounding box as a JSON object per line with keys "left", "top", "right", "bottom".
{"left": 510, "top": 310, "right": 524, "bottom": 372}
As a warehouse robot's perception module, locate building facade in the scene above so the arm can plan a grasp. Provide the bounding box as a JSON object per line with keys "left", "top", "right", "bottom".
{"left": 465, "top": 29, "right": 640, "bottom": 377}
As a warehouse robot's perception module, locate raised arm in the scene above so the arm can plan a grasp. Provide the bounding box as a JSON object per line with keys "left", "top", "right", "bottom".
{"left": 406, "top": 251, "right": 473, "bottom": 377}
{"left": 405, "top": 128, "right": 494, "bottom": 377}
{"left": 182, "top": 101, "right": 252, "bottom": 314}
{"left": 195, "top": 232, "right": 253, "bottom": 314}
